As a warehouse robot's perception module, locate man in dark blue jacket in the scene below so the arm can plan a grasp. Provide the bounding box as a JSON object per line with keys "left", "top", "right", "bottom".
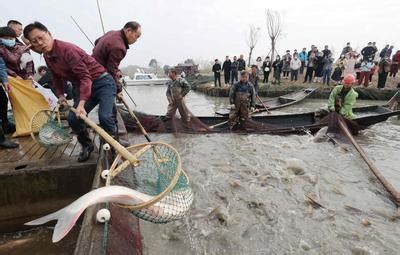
{"left": 222, "top": 56, "right": 231, "bottom": 85}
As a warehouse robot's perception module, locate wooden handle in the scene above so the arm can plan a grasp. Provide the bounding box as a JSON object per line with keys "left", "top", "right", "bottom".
{"left": 256, "top": 95, "right": 271, "bottom": 114}
{"left": 70, "top": 107, "right": 139, "bottom": 165}
{"left": 338, "top": 118, "right": 400, "bottom": 204}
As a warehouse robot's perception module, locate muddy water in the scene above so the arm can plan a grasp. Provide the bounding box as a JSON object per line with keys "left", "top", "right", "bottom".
{"left": 126, "top": 86, "right": 400, "bottom": 254}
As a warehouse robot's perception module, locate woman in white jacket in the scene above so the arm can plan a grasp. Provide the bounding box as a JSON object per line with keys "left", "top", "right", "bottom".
{"left": 290, "top": 54, "right": 302, "bottom": 81}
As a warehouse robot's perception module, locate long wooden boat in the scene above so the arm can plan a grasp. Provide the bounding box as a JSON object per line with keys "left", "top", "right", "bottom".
{"left": 0, "top": 113, "right": 143, "bottom": 255}
{"left": 215, "top": 88, "right": 317, "bottom": 116}
{"left": 119, "top": 105, "right": 400, "bottom": 135}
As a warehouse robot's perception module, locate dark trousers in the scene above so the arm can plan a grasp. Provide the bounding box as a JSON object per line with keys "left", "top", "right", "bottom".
{"left": 0, "top": 86, "right": 8, "bottom": 125}
{"left": 300, "top": 61, "right": 305, "bottom": 74}
{"left": 290, "top": 69, "right": 299, "bottom": 81}
{"left": 68, "top": 73, "right": 117, "bottom": 135}
{"left": 304, "top": 67, "right": 314, "bottom": 82}
{"left": 224, "top": 71, "right": 230, "bottom": 84}
{"left": 323, "top": 68, "right": 332, "bottom": 85}
{"left": 263, "top": 71, "right": 270, "bottom": 83}
{"left": 214, "top": 72, "right": 221, "bottom": 87}
{"left": 377, "top": 72, "right": 389, "bottom": 88}
{"left": 231, "top": 70, "right": 238, "bottom": 84}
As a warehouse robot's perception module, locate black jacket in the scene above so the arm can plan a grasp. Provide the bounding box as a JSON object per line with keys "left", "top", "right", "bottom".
{"left": 212, "top": 63, "right": 221, "bottom": 73}
{"left": 222, "top": 60, "right": 231, "bottom": 72}
{"left": 361, "top": 46, "right": 377, "bottom": 57}
{"left": 238, "top": 58, "right": 246, "bottom": 71}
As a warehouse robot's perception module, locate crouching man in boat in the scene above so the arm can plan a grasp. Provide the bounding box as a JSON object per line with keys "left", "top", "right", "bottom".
{"left": 327, "top": 74, "right": 358, "bottom": 119}
{"left": 163, "top": 69, "right": 191, "bottom": 126}
{"left": 228, "top": 71, "right": 256, "bottom": 128}
{"left": 23, "top": 22, "right": 117, "bottom": 162}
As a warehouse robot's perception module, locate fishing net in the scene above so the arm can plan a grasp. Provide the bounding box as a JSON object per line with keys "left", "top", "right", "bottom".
{"left": 30, "top": 109, "right": 72, "bottom": 147}
{"left": 106, "top": 142, "right": 193, "bottom": 223}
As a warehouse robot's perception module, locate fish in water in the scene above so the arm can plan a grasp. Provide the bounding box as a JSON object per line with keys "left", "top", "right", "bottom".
{"left": 25, "top": 185, "right": 193, "bottom": 243}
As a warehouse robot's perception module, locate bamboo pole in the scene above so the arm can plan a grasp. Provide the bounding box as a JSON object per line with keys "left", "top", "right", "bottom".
{"left": 70, "top": 107, "right": 139, "bottom": 166}
{"left": 256, "top": 95, "right": 271, "bottom": 114}
{"left": 338, "top": 118, "right": 400, "bottom": 205}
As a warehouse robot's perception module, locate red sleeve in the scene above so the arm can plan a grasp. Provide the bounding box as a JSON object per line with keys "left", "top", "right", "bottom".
{"left": 65, "top": 49, "right": 92, "bottom": 101}
{"left": 107, "top": 47, "right": 125, "bottom": 79}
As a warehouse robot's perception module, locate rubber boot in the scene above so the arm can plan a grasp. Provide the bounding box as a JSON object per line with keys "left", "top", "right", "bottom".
{"left": 77, "top": 129, "right": 94, "bottom": 162}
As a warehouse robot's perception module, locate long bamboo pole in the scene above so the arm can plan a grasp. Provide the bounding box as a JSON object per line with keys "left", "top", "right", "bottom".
{"left": 338, "top": 118, "right": 400, "bottom": 205}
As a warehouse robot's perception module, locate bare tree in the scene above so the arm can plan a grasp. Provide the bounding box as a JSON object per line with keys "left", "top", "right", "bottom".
{"left": 265, "top": 9, "right": 282, "bottom": 61}
{"left": 246, "top": 25, "right": 261, "bottom": 67}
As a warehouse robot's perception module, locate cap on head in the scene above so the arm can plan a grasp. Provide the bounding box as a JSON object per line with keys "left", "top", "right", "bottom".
{"left": 343, "top": 74, "right": 356, "bottom": 85}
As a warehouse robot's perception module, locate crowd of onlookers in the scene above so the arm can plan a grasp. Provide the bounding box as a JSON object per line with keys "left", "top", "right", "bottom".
{"left": 212, "top": 42, "right": 400, "bottom": 90}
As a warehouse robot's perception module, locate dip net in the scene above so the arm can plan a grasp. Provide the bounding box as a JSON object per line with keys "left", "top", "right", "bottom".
{"left": 106, "top": 142, "right": 193, "bottom": 223}
{"left": 30, "top": 109, "right": 72, "bottom": 147}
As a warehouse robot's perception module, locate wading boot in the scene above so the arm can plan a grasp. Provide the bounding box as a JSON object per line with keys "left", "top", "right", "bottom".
{"left": 77, "top": 129, "right": 94, "bottom": 162}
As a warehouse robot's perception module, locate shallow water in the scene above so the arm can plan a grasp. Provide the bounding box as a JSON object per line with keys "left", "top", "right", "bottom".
{"left": 125, "top": 85, "right": 400, "bottom": 254}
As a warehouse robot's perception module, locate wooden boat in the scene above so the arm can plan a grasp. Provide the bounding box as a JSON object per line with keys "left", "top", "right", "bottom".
{"left": 119, "top": 105, "right": 400, "bottom": 135}
{"left": 215, "top": 88, "right": 317, "bottom": 116}
{"left": 0, "top": 113, "right": 143, "bottom": 255}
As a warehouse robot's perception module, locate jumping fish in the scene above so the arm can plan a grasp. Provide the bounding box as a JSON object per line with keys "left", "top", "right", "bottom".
{"left": 25, "top": 185, "right": 193, "bottom": 243}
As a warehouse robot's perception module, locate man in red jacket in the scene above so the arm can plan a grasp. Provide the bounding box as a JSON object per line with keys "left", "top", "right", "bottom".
{"left": 92, "top": 21, "right": 141, "bottom": 96}
{"left": 23, "top": 22, "right": 117, "bottom": 162}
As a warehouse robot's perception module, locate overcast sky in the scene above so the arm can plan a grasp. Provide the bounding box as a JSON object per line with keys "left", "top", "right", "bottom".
{"left": 1, "top": 0, "right": 399, "bottom": 69}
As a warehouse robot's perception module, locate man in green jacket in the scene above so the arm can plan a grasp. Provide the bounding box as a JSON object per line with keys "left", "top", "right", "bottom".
{"left": 327, "top": 74, "right": 358, "bottom": 119}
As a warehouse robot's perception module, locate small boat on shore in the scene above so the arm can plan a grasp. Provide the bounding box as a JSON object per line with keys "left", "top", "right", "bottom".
{"left": 119, "top": 105, "right": 400, "bottom": 135}
{"left": 124, "top": 73, "right": 169, "bottom": 86}
{"left": 215, "top": 88, "right": 317, "bottom": 116}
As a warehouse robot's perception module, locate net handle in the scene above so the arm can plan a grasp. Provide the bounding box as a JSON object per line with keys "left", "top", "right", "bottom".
{"left": 106, "top": 142, "right": 185, "bottom": 211}
{"left": 69, "top": 107, "right": 140, "bottom": 166}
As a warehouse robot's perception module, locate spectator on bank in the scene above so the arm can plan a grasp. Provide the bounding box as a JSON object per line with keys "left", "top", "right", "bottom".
{"left": 322, "top": 53, "right": 334, "bottom": 85}
{"left": 290, "top": 54, "right": 301, "bottom": 81}
{"left": 379, "top": 45, "right": 390, "bottom": 59}
{"left": 237, "top": 54, "right": 246, "bottom": 72}
{"left": 322, "top": 45, "right": 331, "bottom": 58}
{"left": 358, "top": 61, "right": 374, "bottom": 87}
{"left": 313, "top": 51, "right": 324, "bottom": 83}
{"left": 261, "top": 56, "right": 272, "bottom": 84}
{"left": 343, "top": 52, "right": 357, "bottom": 77}
{"left": 230, "top": 56, "right": 239, "bottom": 84}
{"left": 249, "top": 65, "right": 259, "bottom": 94}
{"left": 272, "top": 55, "right": 283, "bottom": 85}
{"left": 331, "top": 56, "right": 345, "bottom": 84}
{"left": 304, "top": 47, "right": 316, "bottom": 83}
{"left": 361, "top": 42, "right": 377, "bottom": 62}
{"left": 369, "top": 61, "right": 378, "bottom": 82}
{"left": 386, "top": 46, "right": 394, "bottom": 59}
{"left": 222, "top": 56, "right": 231, "bottom": 85}
{"left": 389, "top": 50, "right": 400, "bottom": 78}
{"left": 298, "top": 47, "right": 307, "bottom": 74}
{"left": 377, "top": 58, "right": 392, "bottom": 89}
{"left": 255, "top": 56, "right": 263, "bottom": 74}
{"left": 212, "top": 59, "right": 221, "bottom": 87}
{"left": 282, "top": 50, "right": 291, "bottom": 79}
{"left": 341, "top": 42, "right": 352, "bottom": 56}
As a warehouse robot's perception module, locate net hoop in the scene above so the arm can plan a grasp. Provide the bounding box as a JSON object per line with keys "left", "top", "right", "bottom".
{"left": 106, "top": 141, "right": 190, "bottom": 211}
